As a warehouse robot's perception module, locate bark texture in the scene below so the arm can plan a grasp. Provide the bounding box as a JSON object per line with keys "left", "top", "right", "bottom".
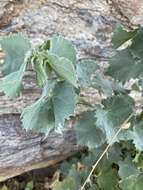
{"left": 0, "top": 0, "right": 142, "bottom": 182}
{"left": 0, "top": 114, "right": 80, "bottom": 182}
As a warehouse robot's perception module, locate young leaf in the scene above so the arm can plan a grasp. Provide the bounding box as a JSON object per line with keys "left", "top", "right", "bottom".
{"left": 33, "top": 58, "right": 48, "bottom": 86}
{"left": 0, "top": 63, "right": 26, "bottom": 98}
{"left": 75, "top": 111, "right": 106, "bottom": 149}
{"left": 76, "top": 59, "right": 98, "bottom": 87}
{"left": 0, "top": 33, "right": 31, "bottom": 75}
{"left": 112, "top": 25, "right": 138, "bottom": 48}
{"left": 49, "top": 36, "right": 76, "bottom": 64}
{"left": 52, "top": 81, "right": 76, "bottom": 127}
{"left": 95, "top": 95, "right": 134, "bottom": 143}
{"left": 48, "top": 53, "right": 78, "bottom": 87}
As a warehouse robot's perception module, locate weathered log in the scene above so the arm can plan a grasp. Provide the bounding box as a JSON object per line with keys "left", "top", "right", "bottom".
{"left": 0, "top": 113, "right": 80, "bottom": 182}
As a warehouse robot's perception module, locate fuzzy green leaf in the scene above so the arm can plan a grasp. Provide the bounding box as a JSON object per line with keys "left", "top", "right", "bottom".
{"left": 0, "top": 33, "right": 31, "bottom": 75}
{"left": 130, "top": 28, "right": 143, "bottom": 58}
{"left": 107, "top": 28, "right": 143, "bottom": 82}
{"left": 76, "top": 59, "right": 98, "bottom": 86}
{"left": 92, "top": 74, "right": 125, "bottom": 97}
{"left": 21, "top": 98, "right": 55, "bottom": 134}
{"left": 34, "top": 58, "right": 48, "bottom": 86}
{"left": 95, "top": 95, "right": 134, "bottom": 143}
{"left": 76, "top": 111, "right": 106, "bottom": 149}
{"left": 68, "top": 165, "right": 88, "bottom": 188}
{"left": 52, "top": 81, "right": 76, "bottom": 127}
{"left": 132, "top": 121, "right": 143, "bottom": 151}
{"left": 106, "top": 49, "right": 143, "bottom": 82}
{"left": 118, "top": 158, "right": 140, "bottom": 179}
{"left": 49, "top": 36, "right": 76, "bottom": 64}
{"left": 97, "top": 161, "right": 119, "bottom": 190}
{"left": 112, "top": 25, "right": 138, "bottom": 48}
{"left": 21, "top": 81, "right": 76, "bottom": 134}
{"left": 0, "top": 63, "right": 26, "bottom": 98}
{"left": 48, "top": 53, "right": 78, "bottom": 87}
{"left": 21, "top": 80, "right": 56, "bottom": 134}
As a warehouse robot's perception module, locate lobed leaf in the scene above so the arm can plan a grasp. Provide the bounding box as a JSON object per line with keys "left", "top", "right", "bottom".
{"left": 48, "top": 53, "right": 78, "bottom": 87}
{"left": 0, "top": 63, "right": 26, "bottom": 98}
{"left": 52, "top": 81, "right": 76, "bottom": 128}
{"left": 95, "top": 95, "right": 134, "bottom": 143}
{"left": 118, "top": 158, "right": 140, "bottom": 179}
{"left": 132, "top": 121, "right": 143, "bottom": 151}
{"left": 49, "top": 36, "right": 76, "bottom": 64}
{"left": 75, "top": 111, "right": 106, "bottom": 149}
{"left": 112, "top": 25, "right": 138, "bottom": 48}
{"left": 76, "top": 59, "right": 98, "bottom": 87}
{"left": 21, "top": 81, "right": 76, "bottom": 133}
{"left": 0, "top": 33, "right": 31, "bottom": 75}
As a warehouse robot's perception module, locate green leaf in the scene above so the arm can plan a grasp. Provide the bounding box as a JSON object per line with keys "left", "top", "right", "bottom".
{"left": 53, "top": 177, "right": 76, "bottom": 190}
{"left": 21, "top": 80, "right": 56, "bottom": 134}
{"left": 106, "top": 49, "right": 143, "bottom": 82}
{"left": 107, "top": 28, "right": 143, "bottom": 82}
{"left": 25, "top": 181, "right": 34, "bottom": 190}
{"left": 0, "top": 63, "right": 26, "bottom": 98}
{"left": 0, "top": 33, "right": 31, "bottom": 75}
{"left": 49, "top": 36, "right": 76, "bottom": 64}
{"left": 112, "top": 25, "right": 138, "bottom": 48}
{"left": 76, "top": 59, "right": 98, "bottom": 87}
{"left": 119, "top": 174, "right": 143, "bottom": 190}
{"left": 76, "top": 111, "right": 106, "bottom": 149}
{"left": 95, "top": 95, "right": 134, "bottom": 143}
{"left": 21, "top": 98, "right": 55, "bottom": 134}
{"left": 92, "top": 73, "right": 125, "bottom": 97}
{"left": 21, "top": 80, "right": 76, "bottom": 134}
{"left": 52, "top": 81, "right": 76, "bottom": 127}
{"left": 118, "top": 158, "right": 140, "bottom": 179}
{"left": 89, "top": 185, "right": 99, "bottom": 190}
{"left": 60, "top": 158, "right": 79, "bottom": 176}
{"left": 33, "top": 57, "right": 48, "bottom": 86}
{"left": 48, "top": 53, "right": 78, "bottom": 87}
{"left": 68, "top": 165, "right": 88, "bottom": 188}
{"left": 130, "top": 28, "right": 143, "bottom": 58}
{"left": 97, "top": 160, "right": 119, "bottom": 190}
{"left": 132, "top": 121, "right": 143, "bottom": 151}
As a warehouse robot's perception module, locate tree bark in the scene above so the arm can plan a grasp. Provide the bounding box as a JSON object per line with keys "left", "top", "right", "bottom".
{"left": 0, "top": 114, "right": 80, "bottom": 182}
